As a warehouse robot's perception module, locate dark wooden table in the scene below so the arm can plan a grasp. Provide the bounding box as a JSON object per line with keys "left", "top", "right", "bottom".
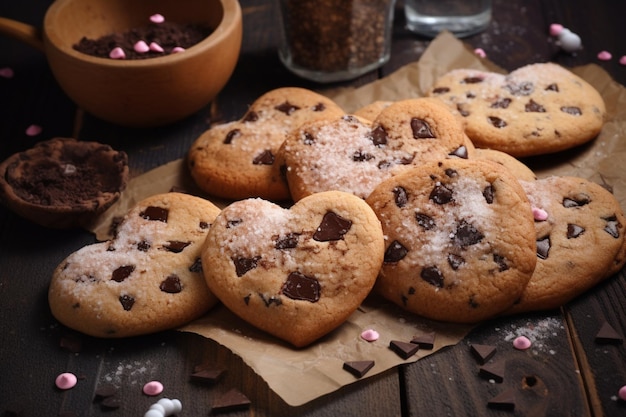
{"left": 1, "top": 0, "right": 625, "bottom": 416}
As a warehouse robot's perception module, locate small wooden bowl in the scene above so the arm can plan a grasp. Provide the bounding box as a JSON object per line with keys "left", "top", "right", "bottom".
{"left": 1, "top": 0, "right": 242, "bottom": 127}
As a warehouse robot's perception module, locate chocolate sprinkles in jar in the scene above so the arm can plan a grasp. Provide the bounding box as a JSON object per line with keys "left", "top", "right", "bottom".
{"left": 277, "top": 0, "right": 396, "bottom": 83}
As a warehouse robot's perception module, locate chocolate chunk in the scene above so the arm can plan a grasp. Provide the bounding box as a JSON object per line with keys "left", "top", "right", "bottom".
{"left": 561, "top": 106, "right": 582, "bottom": 116}
{"left": 189, "top": 257, "right": 203, "bottom": 273}
{"left": 449, "top": 145, "right": 469, "bottom": 159}
{"left": 410, "top": 118, "right": 436, "bottom": 139}
{"left": 275, "top": 233, "right": 299, "bottom": 249}
{"left": 483, "top": 185, "right": 494, "bottom": 204}
{"left": 119, "top": 294, "right": 135, "bottom": 311}
{"left": 470, "top": 344, "right": 497, "bottom": 364}
{"left": 430, "top": 183, "right": 453, "bottom": 204}
{"left": 389, "top": 340, "right": 419, "bottom": 359}
{"left": 200, "top": 221, "right": 209, "bottom": 229}
{"left": 421, "top": 266, "right": 444, "bottom": 288}
{"left": 488, "top": 116, "right": 507, "bottom": 128}
{"left": 160, "top": 275, "right": 182, "bottom": 293}
{"left": 487, "top": 388, "right": 516, "bottom": 410}
{"left": 313, "top": 212, "right": 352, "bottom": 241}
{"left": 468, "top": 295, "right": 479, "bottom": 308}
{"left": 491, "top": 97, "right": 512, "bottom": 109}
{"left": 281, "top": 272, "right": 321, "bottom": 302}
{"left": 453, "top": 220, "right": 484, "bottom": 247}
{"left": 444, "top": 168, "right": 457, "bottom": 178}
{"left": 595, "top": 321, "right": 623, "bottom": 344}
{"left": 137, "top": 240, "right": 150, "bottom": 251}
{"left": 164, "top": 240, "right": 191, "bottom": 253}
{"left": 353, "top": 150, "right": 375, "bottom": 162}
{"left": 479, "top": 360, "right": 505, "bottom": 382}
{"left": 252, "top": 149, "right": 275, "bottom": 165}
{"left": 393, "top": 186, "right": 408, "bottom": 208}
{"left": 242, "top": 110, "right": 258, "bottom": 122}
{"left": 448, "top": 253, "right": 465, "bottom": 270}
{"left": 493, "top": 254, "right": 509, "bottom": 271}
{"left": 536, "top": 236, "right": 551, "bottom": 259}
{"left": 603, "top": 215, "right": 621, "bottom": 238}
{"left": 369, "top": 125, "right": 388, "bottom": 146}
{"left": 566, "top": 224, "right": 585, "bottom": 239}
{"left": 211, "top": 388, "right": 251, "bottom": 413}
{"left": 191, "top": 364, "right": 226, "bottom": 383}
{"left": 504, "top": 81, "right": 533, "bottom": 95}
{"left": 384, "top": 240, "right": 408, "bottom": 263}
{"left": 545, "top": 83, "right": 559, "bottom": 92}
{"left": 463, "top": 76, "right": 483, "bottom": 84}
{"left": 525, "top": 99, "right": 546, "bottom": 112}
{"left": 259, "top": 293, "right": 282, "bottom": 307}
{"left": 303, "top": 132, "right": 315, "bottom": 145}
{"left": 233, "top": 256, "right": 261, "bottom": 277}
{"left": 111, "top": 265, "right": 135, "bottom": 282}
{"left": 415, "top": 213, "right": 436, "bottom": 230}
{"left": 343, "top": 360, "right": 375, "bottom": 378}
{"left": 563, "top": 194, "right": 590, "bottom": 207}
{"left": 223, "top": 129, "right": 241, "bottom": 144}
{"left": 312, "top": 102, "right": 326, "bottom": 111}
{"left": 411, "top": 332, "right": 435, "bottom": 350}
{"left": 227, "top": 219, "right": 242, "bottom": 228}
{"left": 275, "top": 101, "right": 300, "bottom": 115}
{"left": 140, "top": 206, "right": 168, "bottom": 222}
{"left": 432, "top": 86, "right": 450, "bottom": 94}
{"left": 457, "top": 103, "right": 470, "bottom": 117}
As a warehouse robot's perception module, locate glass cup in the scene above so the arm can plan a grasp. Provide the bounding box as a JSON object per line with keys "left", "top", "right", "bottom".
{"left": 277, "top": 0, "right": 396, "bottom": 83}
{"left": 404, "top": 0, "right": 492, "bottom": 38}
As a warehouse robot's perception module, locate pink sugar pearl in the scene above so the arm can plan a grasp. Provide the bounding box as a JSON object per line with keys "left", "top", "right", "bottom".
{"left": 619, "top": 56, "right": 626, "bottom": 66}
{"left": 25, "top": 124, "right": 42, "bottom": 136}
{"left": 513, "top": 336, "right": 532, "bottom": 350}
{"left": 619, "top": 385, "right": 626, "bottom": 401}
{"left": 474, "top": 48, "right": 487, "bottom": 58}
{"left": 532, "top": 207, "right": 548, "bottom": 221}
{"left": 55, "top": 372, "right": 77, "bottom": 390}
{"left": 150, "top": 14, "right": 165, "bottom": 24}
{"left": 143, "top": 380, "right": 164, "bottom": 396}
{"left": 361, "top": 329, "right": 380, "bottom": 342}
{"left": 109, "top": 47, "right": 126, "bottom": 59}
{"left": 134, "top": 40, "right": 150, "bottom": 54}
{"left": 549, "top": 23, "right": 563, "bottom": 36}
{"left": 597, "top": 51, "right": 612, "bottom": 61}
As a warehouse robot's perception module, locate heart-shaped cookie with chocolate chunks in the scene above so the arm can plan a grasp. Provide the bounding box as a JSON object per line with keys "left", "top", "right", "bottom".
{"left": 188, "top": 87, "right": 345, "bottom": 201}
{"left": 278, "top": 98, "right": 474, "bottom": 201}
{"left": 201, "top": 190, "right": 384, "bottom": 347}
{"left": 48, "top": 192, "right": 222, "bottom": 338}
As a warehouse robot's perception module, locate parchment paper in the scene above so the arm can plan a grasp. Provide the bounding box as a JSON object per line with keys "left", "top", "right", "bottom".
{"left": 88, "top": 31, "right": 626, "bottom": 406}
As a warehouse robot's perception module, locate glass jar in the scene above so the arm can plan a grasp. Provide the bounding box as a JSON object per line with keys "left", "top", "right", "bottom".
{"left": 277, "top": 0, "right": 397, "bottom": 83}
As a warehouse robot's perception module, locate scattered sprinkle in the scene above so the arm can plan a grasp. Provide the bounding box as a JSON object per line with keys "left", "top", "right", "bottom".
{"left": 134, "top": 40, "right": 150, "bottom": 54}
{"left": 109, "top": 47, "right": 126, "bottom": 59}
{"left": 150, "top": 14, "right": 165, "bottom": 24}
{"left": 597, "top": 50, "right": 612, "bottom": 61}
{"left": 532, "top": 207, "right": 548, "bottom": 221}
{"left": 360, "top": 329, "right": 380, "bottom": 342}
{"left": 549, "top": 23, "right": 563, "bottom": 36}
{"left": 143, "top": 380, "right": 164, "bottom": 396}
{"left": 0, "top": 67, "right": 14, "bottom": 78}
{"left": 55, "top": 372, "right": 78, "bottom": 390}
{"left": 149, "top": 42, "right": 164, "bottom": 53}
{"left": 513, "top": 335, "right": 532, "bottom": 350}
{"left": 619, "top": 385, "right": 626, "bottom": 401}
{"left": 474, "top": 48, "right": 487, "bottom": 58}
{"left": 25, "top": 124, "right": 42, "bottom": 136}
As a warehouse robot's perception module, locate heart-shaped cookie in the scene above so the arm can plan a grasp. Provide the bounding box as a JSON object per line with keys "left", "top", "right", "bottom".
{"left": 48, "top": 192, "right": 222, "bottom": 338}
{"left": 279, "top": 98, "right": 473, "bottom": 201}
{"left": 188, "top": 87, "right": 345, "bottom": 201}
{"left": 201, "top": 190, "right": 384, "bottom": 347}
{"left": 427, "top": 63, "right": 606, "bottom": 157}
{"left": 506, "top": 176, "right": 626, "bottom": 314}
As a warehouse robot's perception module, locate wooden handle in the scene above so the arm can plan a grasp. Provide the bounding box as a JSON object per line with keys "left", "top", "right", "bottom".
{"left": 0, "top": 17, "right": 44, "bottom": 51}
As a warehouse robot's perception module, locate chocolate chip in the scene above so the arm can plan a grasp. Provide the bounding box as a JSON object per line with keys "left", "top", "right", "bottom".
{"left": 457, "top": 103, "right": 470, "bottom": 117}
{"left": 453, "top": 220, "right": 484, "bottom": 247}
{"left": 313, "top": 212, "right": 352, "bottom": 241}
{"left": 369, "top": 125, "right": 388, "bottom": 146}
{"left": 493, "top": 254, "right": 509, "bottom": 271}
{"left": 449, "top": 145, "right": 469, "bottom": 159}
{"left": 189, "top": 257, "right": 203, "bottom": 273}
{"left": 242, "top": 110, "right": 258, "bottom": 122}
{"left": 259, "top": 293, "right": 282, "bottom": 307}
{"left": 470, "top": 343, "right": 497, "bottom": 364}
{"left": 603, "top": 215, "right": 621, "bottom": 238}
{"left": 119, "top": 294, "right": 135, "bottom": 311}
{"left": 411, "top": 332, "right": 435, "bottom": 350}
{"left": 567, "top": 224, "right": 585, "bottom": 239}
{"left": 275, "top": 233, "right": 299, "bottom": 249}
{"left": 137, "top": 240, "right": 150, "bottom": 251}
{"left": 488, "top": 116, "right": 507, "bottom": 128}
{"left": 563, "top": 194, "right": 590, "bottom": 207}
{"left": 200, "top": 221, "right": 209, "bottom": 229}
{"left": 343, "top": 360, "right": 375, "bottom": 378}
{"left": 227, "top": 219, "right": 242, "bottom": 228}
{"left": 384, "top": 240, "right": 408, "bottom": 263}
{"left": 483, "top": 185, "right": 494, "bottom": 204}
{"left": 432, "top": 86, "right": 450, "bottom": 94}
{"left": 281, "top": 272, "right": 321, "bottom": 302}
{"left": 312, "top": 102, "right": 326, "bottom": 111}
{"left": 561, "top": 106, "right": 582, "bottom": 115}
{"left": 421, "top": 266, "right": 444, "bottom": 288}
{"left": 233, "top": 256, "right": 261, "bottom": 277}
{"left": 223, "top": 129, "right": 241, "bottom": 144}
{"left": 595, "top": 321, "right": 623, "bottom": 344}
{"left": 140, "top": 206, "right": 168, "bottom": 222}
{"left": 164, "top": 240, "right": 191, "bottom": 253}
{"left": 448, "top": 253, "right": 465, "bottom": 270}
{"left": 537, "top": 236, "right": 551, "bottom": 259}
{"left": 504, "top": 81, "right": 533, "bottom": 95}
{"left": 415, "top": 213, "right": 436, "bottom": 230}
{"left": 491, "top": 97, "right": 512, "bottom": 109}
{"left": 393, "top": 186, "right": 408, "bottom": 208}
{"left": 303, "top": 132, "right": 315, "bottom": 145}
{"left": 525, "top": 99, "right": 546, "bottom": 112}
{"left": 410, "top": 118, "right": 436, "bottom": 139}
{"left": 111, "top": 265, "right": 135, "bottom": 282}
{"left": 353, "top": 150, "right": 375, "bottom": 162}
{"left": 160, "top": 275, "right": 182, "bottom": 293}
{"left": 389, "top": 340, "right": 419, "bottom": 359}
{"left": 545, "top": 83, "right": 559, "bottom": 92}
{"left": 487, "top": 388, "right": 516, "bottom": 410}
{"left": 252, "top": 149, "right": 275, "bottom": 165}
{"left": 463, "top": 76, "right": 483, "bottom": 84}
{"left": 211, "top": 388, "right": 251, "bottom": 413}
{"left": 429, "top": 183, "right": 453, "bottom": 204}
{"left": 444, "top": 168, "right": 457, "bottom": 178}
{"left": 479, "top": 360, "right": 505, "bottom": 382}
{"left": 275, "top": 101, "right": 300, "bottom": 115}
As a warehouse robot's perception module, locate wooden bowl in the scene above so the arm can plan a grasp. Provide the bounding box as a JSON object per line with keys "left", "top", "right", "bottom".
{"left": 4, "top": 0, "right": 242, "bottom": 127}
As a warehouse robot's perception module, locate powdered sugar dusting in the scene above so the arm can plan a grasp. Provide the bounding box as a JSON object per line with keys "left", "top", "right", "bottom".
{"left": 497, "top": 317, "right": 564, "bottom": 355}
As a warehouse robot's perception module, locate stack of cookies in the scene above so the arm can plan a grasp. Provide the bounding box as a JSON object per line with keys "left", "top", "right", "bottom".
{"left": 48, "top": 63, "right": 626, "bottom": 347}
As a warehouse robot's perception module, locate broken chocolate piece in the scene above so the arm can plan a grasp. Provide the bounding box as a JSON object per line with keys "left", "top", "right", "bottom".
{"left": 488, "top": 116, "right": 507, "bottom": 128}
{"left": 603, "top": 215, "right": 621, "bottom": 238}
{"left": 415, "top": 213, "right": 436, "bottom": 230}
{"left": 487, "top": 388, "right": 516, "bottom": 410}
{"left": 421, "top": 266, "right": 444, "bottom": 288}
{"left": 453, "top": 220, "right": 484, "bottom": 247}
{"left": 369, "top": 125, "right": 388, "bottom": 146}
{"left": 252, "top": 149, "right": 275, "bottom": 165}
{"left": 393, "top": 186, "right": 408, "bottom": 208}
{"left": 389, "top": 340, "right": 419, "bottom": 359}
{"left": 566, "top": 224, "right": 585, "bottom": 239}
{"left": 140, "top": 206, "right": 168, "bottom": 222}
{"left": 191, "top": 364, "right": 227, "bottom": 384}
{"left": 595, "top": 321, "right": 623, "bottom": 344}
{"left": 223, "top": 129, "right": 241, "bottom": 144}
{"left": 430, "top": 184, "right": 453, "bottom": 204}
{"left": 233, "top": 256, "right": 261, "bottom": 277}
{"left": 470, "top": 344, "right": 497, "bottom": 364}
{"left": 159, "top": 275, "right": 182, "bottom": 293}
{"left": 281, "top": 271, "right": 321, "bottom": 302}
{"left": 479, "top": 360, "right": 505, "bottom": 383}
{"left": 313, "top": 211, "right": 352, "bottom": 241}
{"left": 119, "top": 294, "right": 135, "bottom": 311}
{"left": 384, "top": 240, "right": 408, "bottom": 263}
{"left": 111, "top": 265, "right": 135, "bottom": 282}
{"left": 275, "top": 233, "right": 300, "bottom": 249}
{"left": 536, "top": 237, "right": 551, "bottom": 260}
{"left": 411, "top": 332, "right": 435, "bottom": 350}
{"left": 275, "top": 101, "right": 300, "bottom": 115}
{"left": 164, "top": 240, "right": 191, "bottom": 253}
{"left": 211, "top": 388, "right": 251, "bottom": 413}
{"left": 343, "top": 360, "right": 375, "bottom": 378}
{"left": 410, "top": 118, "right": 436, "bottom": 139}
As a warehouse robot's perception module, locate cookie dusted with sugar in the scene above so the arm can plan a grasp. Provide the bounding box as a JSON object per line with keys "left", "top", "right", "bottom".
{"left": 366, "top": 159, "right": 537, "bottom": 323}
{"left": 427, "top": 63, "right": 605, "bottom": 157}
{"left": 506, "top": 176, "right": 626, "bottom": 314}
{"left": 201, "top": 191, "right": 384, "bottom": 347}
{"left": 188, "top": 87, "right": 344, "bottom": 201}
{"left": 49, "top": 192, "right": 222, "bottom": 338}
{"left": 279, "top": 98, "right": 474, "bottom": 202}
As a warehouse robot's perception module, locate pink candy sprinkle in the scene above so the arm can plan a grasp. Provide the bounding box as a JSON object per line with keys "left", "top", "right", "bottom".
{"left": 474, "top": 48, "right": 487, "bottom": 58}
{"left": 619, "top": 56, "right": 626, "bottom": 66}
{"left": 149, "top": 42, "right": 164, "bottom": 53}
{"left": 360, "top": 329, "right": 380, "bottom": 342}
{"left": 134, "top": 40, "right": 150, "bottom": 53}
{"left": 143, "top": 380, "right": 164, "bottom": 396}
{"left": 150, "top": 14, "right": 165, "bottom": 24}
{"left": 109, "top": 47, "right": 126, "bottom": 59}
{"left": 0, "top": 67, "right": 14, "bottom": 78}
{"left": 619, "top": 385, "right": 626, "bottom": 401}
{"left": 549, "top": 23, "right": 563, "bottom": 36}
{"left": 55, "top": 372, "right": 77, "bottom": 390}
{"left": 597, "top": 50, "right": 612, "bottom": 61}
{"left": 513, "top": 336, "right": 532, "bottom": 350}
{"left": 532, "top": 207, "right": 548, "bottom": 221}
{"left": 171, "top": 46, "right": 186, "bottom": 53}
{"left": 25, "top": 124, "right": 42, "bottom": 136}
